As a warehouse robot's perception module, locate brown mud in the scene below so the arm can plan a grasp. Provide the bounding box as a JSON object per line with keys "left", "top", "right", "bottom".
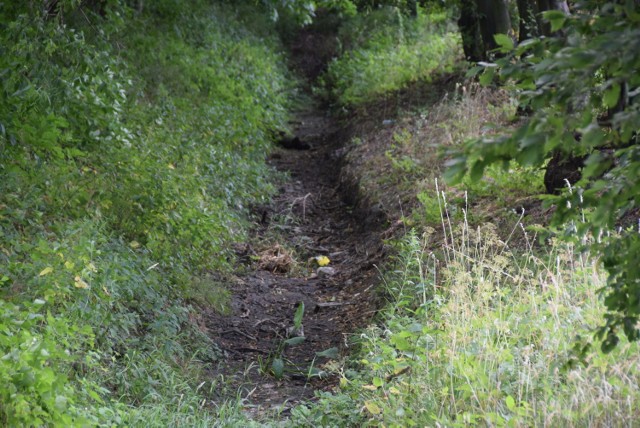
{"left": 203, "top": 21, "right": 390, "bottom": 416}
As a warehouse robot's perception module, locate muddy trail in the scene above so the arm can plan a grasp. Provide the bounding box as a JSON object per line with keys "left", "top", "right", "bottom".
{"left": 203, "top": 26, "right": 389, "bottom": 416}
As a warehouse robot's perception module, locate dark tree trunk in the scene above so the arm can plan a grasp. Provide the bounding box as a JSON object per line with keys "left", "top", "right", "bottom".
{"left": 544, "top": 151, "right": 585, "bottom": 194}
{"left": 407, "top": 0, "right": 418, "bottom": 17}
{"left": 458, "top": 0, "right": 512, "bottom": 61}
{"left": 517, "top": 0, "right": 540, "bottom": 41}
{"left": 458, "top": 0, "right": 486, "bottom": 61}
{"left": 536, "top": 0, "right": 569, "bottom": 35}
{"left": 476, "top": 0, "right": 512, "bottom": 51}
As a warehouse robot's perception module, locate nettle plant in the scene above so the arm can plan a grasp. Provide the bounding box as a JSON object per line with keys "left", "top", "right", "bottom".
{"left": 446, "top": 1, "right": 640, "bottom": 352}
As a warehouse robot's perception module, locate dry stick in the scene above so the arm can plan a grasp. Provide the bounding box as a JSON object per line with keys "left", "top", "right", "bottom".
{"left": 316, "top": 301, "right": 355, "bottom": 308}
{"left": 441, "top": 191, "right": 456, "bottom": 260}
{"left": 291, "top": 192, "right": 313, "bottom": 221}
{"left": 435, "top": 179, "right": 451, "bottom": 265}
{"left": 253, "top": 318, "right": 278, "bottom": 328}
{"left": 499, "top": 209, "right": 526, "bottom": 256}
{"left": 221, "top": 328, "right": 257, "bottom": 342}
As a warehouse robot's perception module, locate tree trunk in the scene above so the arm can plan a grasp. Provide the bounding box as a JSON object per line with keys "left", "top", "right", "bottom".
{"left": 458, "top": 0, "right": 486, "bottom": 61}
{"left": 536, "top": 0, "right": 569, "bottom": 35}
{"left": 517, "top": 0, "right": 540, "bottom": 41}
{"left": 407, "top": 0, "right": 418, "bottom": 17}
{"left": 544, "top": 150, "right": 585, "bottom": 194}
{"left": 476, "top": 0, "right": 512, "bottom": 52}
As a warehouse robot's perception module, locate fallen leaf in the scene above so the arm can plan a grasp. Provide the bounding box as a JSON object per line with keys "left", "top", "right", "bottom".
{"left": 364, "top": 401, "right": 381, "bottom": 415}
{"left": 315, "top": 255, "right": 330, "bottom": 266}
{"left": 74, "top": 276, "right": 89, "bottom": 289}
{"left": 39, "top": 267, "right": 53, "bottom": 276}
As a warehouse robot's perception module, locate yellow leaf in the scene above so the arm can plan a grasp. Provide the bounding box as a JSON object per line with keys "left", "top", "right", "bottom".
{"left": 168, "top": 163, "right": 175, "bottom": 170}
{"left": 39, "top": 267, "right": 54, "bottom": 276}
{"left": 315, "top": 255, "right": 330, "bottom": 266}
{"left": 364, "top": 401, "right": 382, "bottom": 415}
{"left": 87, "top": 262, "right": 97, "bottom": 272}
{"left": 64, "top": 261, "right": 75, "bottom": 270}
{"left": 362, "top": 384, "right": 378, "bottom": 391}
{"left": 129, "top": 241, "right": 140, "bottom": 249}
{"left": 389, "top": 386, "right": 400, "bottom": 395}
{"left": 74, "top": 276, "right": 89, "bottom": 289}
{"left": 393, "top": 365, "right": 410, "bottom": 375}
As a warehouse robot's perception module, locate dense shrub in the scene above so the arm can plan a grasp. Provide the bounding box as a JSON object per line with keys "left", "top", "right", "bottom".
{"left": 321, "top": 7, "right": 461, "bottom": 106}
{"left": 0, "top": 1, "right": 290, "bottom": 424}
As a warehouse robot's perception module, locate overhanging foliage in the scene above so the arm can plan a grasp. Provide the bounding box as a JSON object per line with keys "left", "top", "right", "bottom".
{"left": 446, "top": 0, "right": 640, "bottom": 352}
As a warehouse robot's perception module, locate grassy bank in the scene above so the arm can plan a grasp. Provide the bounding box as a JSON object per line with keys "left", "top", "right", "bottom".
{"left": 294, "top": 214, "right": 640, "bottom": 426}
{"left": 289, "top": 7, "right": 640, "bottom": 426}
{"left": 320, "top": 6, "right": 461, "bottom": 107}
{"left": 0, "top": 1, "right": 290, "bottom": 425}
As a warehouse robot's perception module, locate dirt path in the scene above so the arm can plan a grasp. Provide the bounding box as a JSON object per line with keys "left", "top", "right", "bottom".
{"left": 204, "top": 98, "right": 388, "bottom": 413}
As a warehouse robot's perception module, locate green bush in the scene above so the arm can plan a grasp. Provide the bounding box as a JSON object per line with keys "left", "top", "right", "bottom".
{"left": 0, "top": 1, "right": 291, "bottom": 424}
{"left": 321, "top": 7, "right": 461, "bottom": 106}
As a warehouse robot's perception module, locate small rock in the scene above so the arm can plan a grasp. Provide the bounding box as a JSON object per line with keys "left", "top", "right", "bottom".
{"left": 317, "top": 266, "right": 336, "bottom": 277}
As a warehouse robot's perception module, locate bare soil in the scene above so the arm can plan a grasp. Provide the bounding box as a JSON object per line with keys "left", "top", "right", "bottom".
{"left": 203, "top": 104, "right": 388, "bottom": 415}
{"left": 202, "top": 21, "right": 394, "bottom": 415}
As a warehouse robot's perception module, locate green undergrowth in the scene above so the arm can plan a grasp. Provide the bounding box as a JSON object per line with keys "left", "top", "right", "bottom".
{"left": 292, "top": 203, "right": 640, "bottom": 426}
{"left": 341, "top": 81, "right": 541, "bottom": 232}
{"left": 0, "top": 1, "right": 290, "bottom": 425}
{"left": 319, "top": 6, "right": 461, "bottom": 107}
{"left": 288, "top": 42, "right": 639, "bottom": 424}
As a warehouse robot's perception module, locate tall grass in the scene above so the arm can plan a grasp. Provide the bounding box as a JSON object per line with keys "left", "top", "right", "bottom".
{"left": 293, "top": 189, "right": 640, "bottom": 427}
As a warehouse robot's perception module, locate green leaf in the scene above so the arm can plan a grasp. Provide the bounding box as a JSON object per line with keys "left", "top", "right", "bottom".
{"left": 284, "top": 336, "right": 306, "bottom": 346}
{"left": 465, "top": 66, "right": 484, "bottom": 78}
{"left": 505, "top": 395, "right": 516, "bottom": 411}
{"left": 316, "top": 347, "right": 339, "bottom": 359}
{"left": 469, "top": 161, "right": 487, "bottom": 182}
{"left": 603, "top": 83, "right": 621, "bottom": 108}
{"left": 443, "top": 156, "right": 468, "bottom": 184}
{"left": 390, "top": 333, "right": 412, "bottom": 351}
{"left": 272, "top": 358, "right": 285, "bottom": 379}
{"left": 494, "top": 33, "right": 513, "bottom": 52}
{"left": 543, "top": 10, "right": 567, "bottom": 32}
{"left": 479, "top": 67, "right": 496, "bottom": 86}
{"left": 364, "top": 401, "right": 382, "bottom": 415}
